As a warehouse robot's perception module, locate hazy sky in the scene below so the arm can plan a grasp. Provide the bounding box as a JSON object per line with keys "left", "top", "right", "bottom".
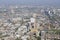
{"left": 0, "top": 0, "right": 60, "bottom": 6}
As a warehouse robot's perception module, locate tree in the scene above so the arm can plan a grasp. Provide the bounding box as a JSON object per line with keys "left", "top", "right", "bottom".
{"left": 36, "top": 36, "right": 41, "bottom": 40}
{"left": 15, "top": 37, "right": 21, "bottom": 40}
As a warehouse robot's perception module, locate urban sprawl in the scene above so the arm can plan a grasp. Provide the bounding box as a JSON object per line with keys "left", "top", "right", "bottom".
{"left": 0, "top": 6, "right": 60, "bottom": 40}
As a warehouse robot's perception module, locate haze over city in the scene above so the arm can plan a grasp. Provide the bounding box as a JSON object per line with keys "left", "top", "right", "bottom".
{"left": 0, "top": 0, "right": 60, "bottom": 40}
{"left": 0, "top": 0, "right": 60, "bottom": 6}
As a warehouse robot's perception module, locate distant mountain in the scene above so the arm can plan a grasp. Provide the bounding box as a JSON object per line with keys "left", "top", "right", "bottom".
{"left": 0, "top": 0, "right": 60, "bottom": 7}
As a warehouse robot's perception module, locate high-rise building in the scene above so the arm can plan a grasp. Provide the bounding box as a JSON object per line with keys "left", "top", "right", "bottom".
{"left": 30, "top": 14, "right": 38, "bottom": 35}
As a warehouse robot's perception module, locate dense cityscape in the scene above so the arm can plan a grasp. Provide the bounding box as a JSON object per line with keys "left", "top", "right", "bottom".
{"left": 0, "top": 5, "right": 60, "bottom": 40}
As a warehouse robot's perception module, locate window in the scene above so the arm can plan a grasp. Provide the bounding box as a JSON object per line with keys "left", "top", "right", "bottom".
{"left": 32, "top": 26, "right": 34, "bottom": 28}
